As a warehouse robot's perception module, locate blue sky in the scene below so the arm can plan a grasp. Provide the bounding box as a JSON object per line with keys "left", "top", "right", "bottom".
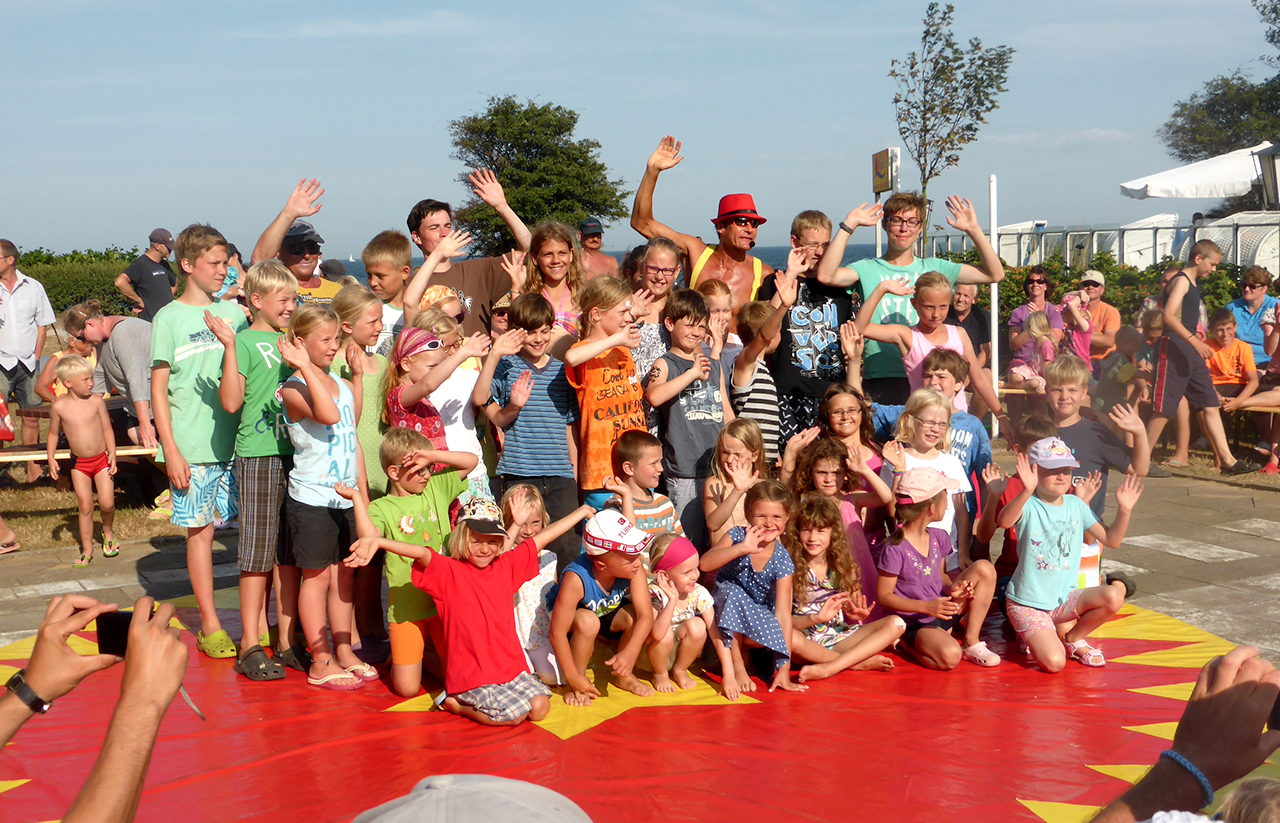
{"left": 2, "top": 0, "right": 1273, "bottom": 258}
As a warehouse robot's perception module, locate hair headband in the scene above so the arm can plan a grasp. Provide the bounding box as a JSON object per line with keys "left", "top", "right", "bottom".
{"left": 393, "top": 327, "right": 441, "bottom": 367}
{"left": 655, "top": 537, "right": 698, "bottom": 573}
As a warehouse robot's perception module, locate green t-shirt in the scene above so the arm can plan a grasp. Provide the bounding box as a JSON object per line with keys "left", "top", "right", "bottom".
{"left": 235, "top": 329, "right": 294, "bottom": 458}
{"left": 151, "top": 300, "right": 248, "bottom": 464}
{"left": 370, "top": 469, "right": 468, "bottom": 624}
{"left": 335, "top": 351, "right": 389, "bottom": 498}
{"left": 848, "top": 256, "right": 963, "bottom": 380}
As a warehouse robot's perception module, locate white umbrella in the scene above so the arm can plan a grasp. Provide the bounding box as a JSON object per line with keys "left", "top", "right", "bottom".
{"left": 1120, "top": 142, "right": 1272, "bottom": 200}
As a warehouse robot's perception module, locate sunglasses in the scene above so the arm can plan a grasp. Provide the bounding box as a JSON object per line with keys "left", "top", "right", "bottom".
{"left": 283, "top": 241, "right": 321, "bottom": 256}
{"left": 730, "top": 217, "right": 760, "bottom": 228}
{"left": 1027, "top": 278, "right": 1047, "bottom": 285}
{"left": 451, "top": 311, "right": 465, "bottom": 323}
{"left": 1243, "top": 283, "right": 1267, "bottom": 291}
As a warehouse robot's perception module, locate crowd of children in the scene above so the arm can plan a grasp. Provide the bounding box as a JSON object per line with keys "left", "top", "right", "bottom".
{"left": 41, "top": 178, "right": 1226, "bottom": 730}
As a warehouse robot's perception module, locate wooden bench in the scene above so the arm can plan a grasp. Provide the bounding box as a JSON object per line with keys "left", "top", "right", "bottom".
{"left": 0, "top": 445, "right": 158, "bottom": 464}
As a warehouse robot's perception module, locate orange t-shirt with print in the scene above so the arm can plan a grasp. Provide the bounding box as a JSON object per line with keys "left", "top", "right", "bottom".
{"left": 1206, "top": 338, "right": 1255, "bottom": 385}
{"left": 566, "top": 342, "right": 647, "bottom": 490}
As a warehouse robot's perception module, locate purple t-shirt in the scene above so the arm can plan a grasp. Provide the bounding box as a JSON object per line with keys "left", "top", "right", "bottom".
{"left": 876, "top": 527, "right": 953, "bottom": 626}
{"left": 1008, "top": 303, "right": 1064, "bottom": 362}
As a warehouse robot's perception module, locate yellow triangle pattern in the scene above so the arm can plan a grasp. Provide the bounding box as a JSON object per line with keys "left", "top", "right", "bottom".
{"left": 0, "top": 664, "right": 18, "bottom": 682}
{"left": 1129, "top": 681, "right": 1195, "bottom": 702}
{"left": 1087, "top": 764, "right": 1150, "bottom": 783}
{"left": 1123, "top": 721, "right": 1178, "bottom": 741}
{"left": 1110, "top": 639, "right": 1237, "bottom": 669}
{"left": 384, "top": 693, "right": 440, "bottom": 713}
{"left": 0, "top": 634, "right": 98, "bottom": 660}
{"left": 1017, "top": 799, "right": 1103, "bottom": 823}
{"left": 0, "top": 779, "right": 31, "bottom": 794}
{"left": 1091, "top": 605, "right": 1214, "bottom": 642}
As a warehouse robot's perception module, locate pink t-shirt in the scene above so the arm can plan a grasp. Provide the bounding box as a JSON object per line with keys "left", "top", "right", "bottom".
{"left": 387, "top": 385, "right": 448, "bottom": 451}
{"left": 904, "top": 325, "right": 968, "bottom": 411}
{"left": 1060, "top": 303, "right": 1094, "bottom": 361}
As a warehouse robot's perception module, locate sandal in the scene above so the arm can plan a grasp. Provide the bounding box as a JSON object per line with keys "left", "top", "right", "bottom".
{"left": 307, "top": 660, "right": 364, "bottom": 692}
{"left": 102, "top": 538, "right": 120, "bottom": 558}
{"left": 196, "top": 629, "right": 238, "bottom": 659}
{"left": 74, "top": 552, "right": 92, "bottom": 567}
{"left": 0, "top": 540, "right": 20, "bottom": 556}
{"left": 1159, "top": 459, "right": 1187, "bottom": 468}
{"left": 961, "top": 641, "right": 1002, "bottom": 667}
{"left": 276, "top": 645, "right": 313, "bottom": 672}
{"left": 344, "top": 662, "right": 380, "bottom": 682}
{"left": 1105, "top": 571, "right": 1138, "bottom": 599}
{"left": 235, "top": 645, "right": 285, "bottom": 682}
{"left": 1065, "top": 639, "right": 1106, "bottom": 667}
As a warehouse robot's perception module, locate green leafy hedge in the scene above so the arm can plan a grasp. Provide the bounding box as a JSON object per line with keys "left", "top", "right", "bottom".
{"left": 15, "top": 246, "right": 177, "bottom": 316}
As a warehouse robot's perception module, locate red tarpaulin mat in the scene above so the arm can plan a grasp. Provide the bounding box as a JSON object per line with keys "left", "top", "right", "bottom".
{"left": 2, "top": 602, "right": 1273, "bottom": 823}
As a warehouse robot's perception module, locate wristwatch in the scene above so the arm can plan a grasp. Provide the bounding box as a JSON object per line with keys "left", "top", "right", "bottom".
{"left": 5, "top": 669, "right": 52, "bottom": 714}
{"left": 838, "top": 221, "right": 856, "bottom": 235}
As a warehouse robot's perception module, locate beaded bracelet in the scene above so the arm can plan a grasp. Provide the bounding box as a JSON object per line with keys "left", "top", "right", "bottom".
{"left": 1159, "top": 749, "right": 1214, "bottom": 808}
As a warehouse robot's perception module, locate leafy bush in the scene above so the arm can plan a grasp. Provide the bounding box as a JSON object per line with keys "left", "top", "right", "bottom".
{"left": 15, "top": 246, "right": 162, "bottom": 316}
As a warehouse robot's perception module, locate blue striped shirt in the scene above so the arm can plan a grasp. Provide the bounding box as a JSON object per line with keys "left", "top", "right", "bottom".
{"left": 491, "top": 355, "right": 579, "bottom": 478}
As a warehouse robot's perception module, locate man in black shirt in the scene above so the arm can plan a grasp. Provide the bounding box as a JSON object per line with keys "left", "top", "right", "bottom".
{"left": 947, "top": 282, "right": 993, "bottom": 416}
{"left": 114, "top": 228, "right": 176, "bottom": 322}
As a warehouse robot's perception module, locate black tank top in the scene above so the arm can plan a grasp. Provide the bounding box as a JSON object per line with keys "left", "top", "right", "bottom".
{"left": 1160, "top": 272, "right": 1200, "bottom": 332}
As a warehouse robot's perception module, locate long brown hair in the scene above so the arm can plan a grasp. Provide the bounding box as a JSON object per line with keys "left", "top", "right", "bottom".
{"left": 524, "top": 221, "right": 585, "bottom": 301}
{"left": 785, "top": 492, "right": 856, "bottom": 605}
{"left": 820, "top": 383, "right": 879, "bottom": 456}
{"left": 791, "top": 437, "right": 849, "bottom": 498}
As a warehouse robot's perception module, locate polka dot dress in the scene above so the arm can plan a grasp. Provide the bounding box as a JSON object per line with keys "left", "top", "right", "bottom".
{"left": 714, "top": 527, "right": 795, "bottom": 671}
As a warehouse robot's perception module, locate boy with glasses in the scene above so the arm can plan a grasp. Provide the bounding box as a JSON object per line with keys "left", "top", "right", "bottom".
{"left": 250, "top": 179, "right": 342, "bottom": 306}
{"left": 817, "top": 192, "right": 1005, "bottom": 405}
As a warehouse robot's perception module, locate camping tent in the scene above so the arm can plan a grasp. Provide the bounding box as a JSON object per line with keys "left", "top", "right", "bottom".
{"left": 1120, "top": 142, "right": 1273, "bottom": 200}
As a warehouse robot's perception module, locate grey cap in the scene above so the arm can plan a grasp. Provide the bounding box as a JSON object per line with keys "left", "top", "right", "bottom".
{"left": 351, "top": 775, "right": 593, "bottom": 823}
{"left": 148, "top": 228, "right": 175, "bottom": 250}
{"left": 284, "top": 220, "right": 325, "bottom": 245}
{"left": 318, "top": 259, "right": 347, "bottom": 281}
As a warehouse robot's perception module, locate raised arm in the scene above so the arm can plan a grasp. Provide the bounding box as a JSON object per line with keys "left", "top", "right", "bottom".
{"left": 854, "top": 281, "right": 913, "bottom": 353}
{"left": 278, "top": 335, "right": 339, "bottom": 426}
{"left": 205, "top": 311, "right": 245, "bottom": 414}
{"left": 468, "top": 169, "right": 531, "bottom": 252}
{"left": 398, "top": 332, "right": 491, "bottom": 409}
{"left": 252, "top": 179, "right": 323, "bottom": 265}
{"left": 996, "top": 454, "right": 1037, "bottom": 530}
{"left": 945, "top": 197, "right": 1005, "bottom": 285}
{"left": 403, "top": 230, "right": 473, "bottom": 328}
{"left": 815, "top": 203, "right": 882, "bottom": 288}
{"left": 629, "top": 136, "right": 707, "bottom": 260}
{"left": 564, "top": 326, "right": 634, "bottom": 368}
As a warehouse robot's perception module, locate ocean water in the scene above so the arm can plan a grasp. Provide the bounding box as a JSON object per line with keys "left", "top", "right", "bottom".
{"left": 332, "top": 244, "right": 878, "bottom": 287}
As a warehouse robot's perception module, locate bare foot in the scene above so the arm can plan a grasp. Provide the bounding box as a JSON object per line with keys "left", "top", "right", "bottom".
{"left": 797, "top": 664, "right": 827, "bottom": 683}
{"left": 441, "top": 696, "right": 462, "bottom": 714}
{"left": 734, "top": 666, "right": 756, "bottom": 693}
{"left": 564, "top": 690, "right": 594, "bottom": 707}
{"left": 652, "top": 671, "right": 675, "bottom": 693}
{"left": 671, "top": 669, "right": 697, "bottom": 690}
{"left": 852, "top": 654, "right": 895, "bottom": 672}
{"left": 616, "top": 673, "right": 654, "bottom": 697}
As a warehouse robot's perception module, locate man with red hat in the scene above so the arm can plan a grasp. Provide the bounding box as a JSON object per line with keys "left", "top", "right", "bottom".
{"left": 630, "top": 136, "right": 773, "bottom": 315}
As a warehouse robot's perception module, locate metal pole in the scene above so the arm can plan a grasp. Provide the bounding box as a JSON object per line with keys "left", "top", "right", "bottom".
{"left": 874, "top": 193, "right": 883, "bottom": 258}
{"left": 989, "top": 174, "right": 1000, "bottom": 439}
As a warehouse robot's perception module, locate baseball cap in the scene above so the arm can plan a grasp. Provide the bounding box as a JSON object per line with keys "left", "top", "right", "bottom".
{"left": 318, "top": 259, "right": 347, "bottom": 281}
{"left": 895, "top": 467, "right": 961, "bottom": 505}
{"left": 149, "top": 228, "right": 175, "bottom": 250}
{"left": 578, "top": 217, "right": 603, "bottom": 236}
{"left": 351, "top": 775, "right": 592, "bottom": 823}
{"left": 582, "top": 510, "right": 650, "bottom": 556}
{"left": 457, "top": 498, "right": 507, "bottom": 536}
{"left": 1081, "top": 270, "right": 1105, "bottom": 287}
{"left": 284, "top": 220, "right": 325, "bottom": 245}
{"left": 1027, "top": 436, "right": 1080, "bottom": 470}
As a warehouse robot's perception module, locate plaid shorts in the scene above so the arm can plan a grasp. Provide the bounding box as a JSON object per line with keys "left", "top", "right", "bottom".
{"left": 172, "top": 462, "right": 239, "bottom": 529}
{"left": 234, "top": 455, "right": 290, "bottom": 573}
{"left": 453, "top": 671, "right": 551, "bottom": 723}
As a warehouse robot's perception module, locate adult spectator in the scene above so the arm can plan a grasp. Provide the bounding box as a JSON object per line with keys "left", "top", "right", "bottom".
{"left": 947, "top": 283, "right": 991, "bottom": 368}
{"left": 251, "top": 179, "right": 342, "bottom": 306}
{"left": 214, "top": 243, "right": 245, "bottom": 302}
{"left": 1081, "top": 269, "right": 1122, "bottom": 366}
{"left": 318, "top": 259, "right": 347, "bottom": 282}
{"left": 578, "top": 217, "right": 618, "bottom": 281}
{"left": 630, "top": 136, "right": 774, "bottom": 317}
{"left": 406, "top": 169, "right": 532, "bottom": 337}
{"left": 1008, "top": 265, "right": 1064, "bottom": 360}
{"left": 66, "top": 302, "right": 157, "bottom": 449}
{"left": 817, "top": 192, "right": 1005, "bottom": 405}
{"left": 114, "top": 229, "right": 177, "bottom": 322}
{"left": 1228, "top": 266, "right": 1276, "bottom": 369}
{"left": 0, "top": 239, "right": 55, "bottom": 483}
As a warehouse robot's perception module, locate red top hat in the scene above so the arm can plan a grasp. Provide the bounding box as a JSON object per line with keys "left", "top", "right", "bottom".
{"left": 711, "top": 193, "right": 766, "bottom": 226}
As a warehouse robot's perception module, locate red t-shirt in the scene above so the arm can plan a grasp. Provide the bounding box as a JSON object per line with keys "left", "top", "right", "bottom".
{"left": 410, "top": 538, "right": 539, "bottom": 694}
{"left": 992, "top": 478, "right": 1025, "bottom": 578}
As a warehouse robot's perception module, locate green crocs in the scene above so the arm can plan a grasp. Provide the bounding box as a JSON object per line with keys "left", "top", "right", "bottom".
{"left": 197, "top": 629, "right": 238, "bottom": 659}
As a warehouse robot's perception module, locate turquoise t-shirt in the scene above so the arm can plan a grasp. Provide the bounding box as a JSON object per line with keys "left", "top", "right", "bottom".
{"left": 848, "top": 256, "right": 962, "bottom": 380}
{"left": 1006, "top": 494, "right": 1099, "bottom": 611}
{"left": 235, "top": 329, "right": 294, "bottom": 458}
{"left": 151, "top": 300, "right": 248, "bottom": 464}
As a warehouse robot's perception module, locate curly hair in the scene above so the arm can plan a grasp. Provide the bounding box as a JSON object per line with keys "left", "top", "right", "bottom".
{"left": 791, "top": 437, "right": 849, "bottom": 498}
{"left": 785, "top": 492, "right": 856, "bottom": 606}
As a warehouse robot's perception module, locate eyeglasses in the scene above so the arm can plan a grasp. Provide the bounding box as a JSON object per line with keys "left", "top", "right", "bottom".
{"left": 645, "top": 265, "right": 677, "bottom": 277}
{"left": 887, "top": 217, "right": 922, "bottom": 229}
{"left": 283, "top": 241, "right": 321, "bottom": 256}
{"left": 800, "top": 242, "right": 830, "bottom": 252}
{"left": 730, "top": 217, "right": 760, "bottom": 228}
{"left": 828, "top": 408, "right": 861, "bottom": 420}
{"left": 912, "top": 416, "right": 949, "bottom": 430}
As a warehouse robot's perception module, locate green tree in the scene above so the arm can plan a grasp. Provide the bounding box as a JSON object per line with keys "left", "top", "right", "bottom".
{"left": 1257, "top": 0, "right": 1280, "bottom": 67}
{"left": 449, "top": 96, "right": 630, "bottom": 257}
{"left": 889, "top": 2, "right": 1013, "bottom": 242}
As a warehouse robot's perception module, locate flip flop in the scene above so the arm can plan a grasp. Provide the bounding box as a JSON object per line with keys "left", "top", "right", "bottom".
{"left": 307, "top": 661, "right": 365, "bottom": 691}
{"left": 197, "top": 629, "right": 238, "bottom": 659}
{"left": 0, "top": 540, "right": 20, "bottom": 556}
{"left": 73, "top": 553, "right": 92, "bottom": 567}
{"left": 235, "top": 645, "right": 285, "bottom": 682}
{"left": 102, "top": 539, "right": 120, "bottom": 558}
{"left": 1159, "top": 460, "right": 1187, "bottom": 468}
{"left": 344, "top": 662, "right": 380, "bottom": 682}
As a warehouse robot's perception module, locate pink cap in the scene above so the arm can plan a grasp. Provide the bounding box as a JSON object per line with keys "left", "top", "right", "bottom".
{"left": 895, "top": 467, "right": 961, "bottom": 504}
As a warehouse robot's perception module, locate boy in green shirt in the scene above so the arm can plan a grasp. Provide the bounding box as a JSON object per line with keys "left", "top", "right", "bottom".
{"left": 152, "top": 224, "right": 248, "bottom": 659}
{"left": 209, "top": 260, "right": 300, "bottom": 679}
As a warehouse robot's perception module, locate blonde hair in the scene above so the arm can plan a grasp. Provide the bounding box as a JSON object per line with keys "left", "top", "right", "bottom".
{"left": 379, "top": 308, "right": 461, "bottom": 425}
{"left": 1043, "top": 354, "right": 1092, "bottom": 390}
{"left": 64, "top": 300, "right": 104, "bottom": 335}
{"left": 913, "top": 271, "right": 953, "bottom": 299}
{"left": 1139, "top": 308, "right": 1164, "bottom": 335}
{"left": 332, "top": 285, "right": 382, "bottom": 341}
{"left": 243, "top": 260, "right": 298, "bottom": 303}
{"left": 893, "top": 388, "right": 952, "bottom": 452}
{"left": 789, "top": 210, "right": 832, "bottom": 240}
{"left": 362, "top": 230, "right": 412, "bottom": 271}
{"left": 1024, "top": 310, "right": 1052, "bottom": 344}
{"left": 736, "top": 301, "right": 773, "bottom": 346}
{"left": 785, "top": 492, "right": 856, "bottom": 605}
{"left": 577, "top": 276, "right": 633, "bottom": 337}
{"left": 174, "top": 224, "right": 228, "bottom": 270}
{"left": 500, "top": 484, "right": 549, "bottom": 531}
{"left": 420, "top": 284, "right": 460, "bottom": 310}
{"left": 695, "top": 278, "right": 732, "bottom": 304}
{"left": 713, "top": 418, "right": 768, "bottom": 485}
{"left": 55, "top": 354, "right": 93, "bottom": 383}
{"left": 646, "top": 532, "right": 682, "bottom": 572}
{"left": 287, "top": 302, "right": 340, "bottom": 342}
{"left": 1218, "top": 778, "right": 1280, "bottom": 823}
{"left": 378, "top": 426, "right": 431, "bottom": 473}
{"left": 448, "top": 522, "right": 503, "bottom": 561}
{"left": 525, "top": 221, "right": 585, "bottom": 300}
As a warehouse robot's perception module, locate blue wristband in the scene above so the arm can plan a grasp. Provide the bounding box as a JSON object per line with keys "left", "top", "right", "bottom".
{"left": 1159, "top": 749, "right": 1214, "bottom": 808}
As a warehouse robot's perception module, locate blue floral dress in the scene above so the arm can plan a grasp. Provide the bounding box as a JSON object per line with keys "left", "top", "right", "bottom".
{"left": 714, "top": 527, "right": 795, "bottom": 671}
